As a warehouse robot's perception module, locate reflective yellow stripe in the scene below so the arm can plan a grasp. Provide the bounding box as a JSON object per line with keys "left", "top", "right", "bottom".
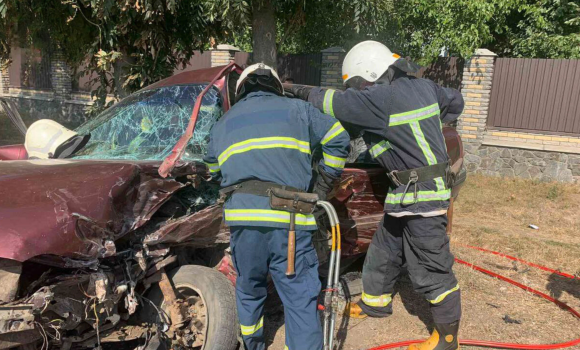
{"left": 429, "top": 285, "right": 460, "bottom": 304}
{"left": 205, "top": 162, "right": 220, "bottom": 173}
{"left": 240, "top": 316, "right": 264, "bottom": 336}
{"left": 284, "top": 346, "right": 289, "bottom": 350}
{"left": 323, "top": 152, "right": 346, "bottom": 169}
{"left": 323, "top": 89, "right": 336, "bottom": 117}
{"left": 224, "top": 209, "right": 317, "bottom": 226}
{"left": 410, "top": 121, "right": 437, "bottom": 165}
{"left": 434, "top": 177, "right": 446, "bottom": 192}
{"left": 218, "top": 137, "right": 310, "bottom": 165}
{"left": 369, "top": 140, "right": 391, "bottom": 158}
{"left": 321, "top": 121, "right": 346, "bottom": 145}
{"left": 385, "top": 189, "right": 451, "bottom": 205}
{"left": 389, "top": 103, "right": 439, "bottom": 126}
{"left": 362, "top": 292, "right": 392, "bottom": 307}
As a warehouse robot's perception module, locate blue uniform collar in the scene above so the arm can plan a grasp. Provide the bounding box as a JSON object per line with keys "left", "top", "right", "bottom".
{"left": 240, "top": 91, "right": 279, "bottom": 102}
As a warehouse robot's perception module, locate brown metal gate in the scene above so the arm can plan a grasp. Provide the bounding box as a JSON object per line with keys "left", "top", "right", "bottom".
{"left": 277, "top": 53, "right": 322, "bottom": 86}
{"left": 488, "top": 58, "right": 580, "bottom": 135}
{"left": 412, "top": 57, "right": 464, "bottom": 90}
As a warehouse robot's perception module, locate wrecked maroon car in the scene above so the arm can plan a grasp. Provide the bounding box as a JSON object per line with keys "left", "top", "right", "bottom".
{"left": 0, "top": 64, "right": 464, "bottom": 350}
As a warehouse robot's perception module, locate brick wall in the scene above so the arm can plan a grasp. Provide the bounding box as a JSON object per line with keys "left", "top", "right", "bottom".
{"left": 0, "top": 67, "right": 9, "bottom": 94}
{"left": 320, "top": 47, "right": 345, "bottom": 89}
{"left": 457, "top": 49, "right": 496, "bottom": 143}
{"left": 50, "top": 47, "right": 72, "bottom": 100}
{"left": 211, "top": 45, "right": 239, "bottom": 67}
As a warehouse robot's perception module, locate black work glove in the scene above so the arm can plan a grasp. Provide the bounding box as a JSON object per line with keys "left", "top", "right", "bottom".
{"left": 283, "top": 83, "right": 313, "bottom": 101}
{"left": 313, "top": 164, "right": 340, "bottom": 201}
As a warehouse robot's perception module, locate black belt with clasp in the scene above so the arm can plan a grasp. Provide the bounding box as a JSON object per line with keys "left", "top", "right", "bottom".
{"left": 386, "top": 161, "right": 450, "bottom": 206}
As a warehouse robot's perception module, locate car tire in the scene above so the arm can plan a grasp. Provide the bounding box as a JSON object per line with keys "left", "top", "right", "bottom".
{"left": 153, "top": 265, "right": 238, "bottom": 350}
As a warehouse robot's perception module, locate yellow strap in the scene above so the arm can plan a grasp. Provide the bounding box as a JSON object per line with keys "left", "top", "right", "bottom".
{"left": 429, "top": 284, "right": 460, "bottom": 304}
{"left": 361, "top": 292, "right": 392, "bottom": 307}
{"left": 240, "top": 316, "right": 264, "bottom": 336}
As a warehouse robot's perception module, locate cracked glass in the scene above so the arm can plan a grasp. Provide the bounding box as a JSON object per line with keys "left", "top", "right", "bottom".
{"left": 73, "top": 84, "right": 222, "bottom": 161}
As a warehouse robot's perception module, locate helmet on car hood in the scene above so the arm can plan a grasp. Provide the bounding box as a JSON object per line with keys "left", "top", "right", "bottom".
{"left": 25, "top": 119, "right": 90, "bottom": 159}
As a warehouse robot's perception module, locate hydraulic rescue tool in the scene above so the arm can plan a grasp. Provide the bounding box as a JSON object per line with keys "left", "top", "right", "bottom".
{"left": 317, "top": 200, "right": 341, "bottom": 350}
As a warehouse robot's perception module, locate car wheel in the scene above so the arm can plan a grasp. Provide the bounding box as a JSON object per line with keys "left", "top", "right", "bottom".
{"left": 152, "top": 265, "right": 238, "bottom": 350}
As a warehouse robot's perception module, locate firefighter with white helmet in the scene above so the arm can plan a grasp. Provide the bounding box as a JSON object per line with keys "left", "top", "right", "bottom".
{"left": 286, "top": 41, "right": 465, "bottom": 350}
{"left": 24, "top": 119, "right": 90, "bottom": 159}
{"left": 204, "top": 63, "right": 350, "bottom": 350}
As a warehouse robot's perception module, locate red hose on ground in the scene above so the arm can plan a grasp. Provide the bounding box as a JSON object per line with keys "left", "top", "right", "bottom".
{"left": 366, "top": 246, "right": 580, "bottom": 350}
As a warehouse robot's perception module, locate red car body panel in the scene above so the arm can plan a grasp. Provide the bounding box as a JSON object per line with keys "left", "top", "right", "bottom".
{"left": 0, "top": 66, "right": 462, "bottom": 265}
{"left": 0, "top": 144, "right": 28, "bottom": 161}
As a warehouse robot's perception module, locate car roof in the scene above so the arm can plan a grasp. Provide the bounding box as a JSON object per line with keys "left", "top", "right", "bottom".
{"left": 142, "top": 66, "right": 232, "bottom": 91}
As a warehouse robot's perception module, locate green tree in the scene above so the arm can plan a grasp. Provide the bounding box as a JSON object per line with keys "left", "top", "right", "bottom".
{"left": 204, "top": 0, "right": 395, "bottom": 64}
{"left": 0, "top": 0, "right": 225, "bottom": 114}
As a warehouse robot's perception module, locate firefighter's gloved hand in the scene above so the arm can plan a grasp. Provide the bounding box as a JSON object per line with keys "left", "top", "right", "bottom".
{"left": 313, "top": 165, "right": 340, "bottom": 201}
{"left": 283, "top": 83, "right": 312, "bottom": 101}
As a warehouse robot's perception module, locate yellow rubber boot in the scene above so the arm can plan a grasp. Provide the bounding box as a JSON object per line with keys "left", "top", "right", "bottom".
{"left": 408, "top": 322, "right": 459, "bottom": 350}
{"left": 344, "top": 302, "right": 368, "bottom": 319}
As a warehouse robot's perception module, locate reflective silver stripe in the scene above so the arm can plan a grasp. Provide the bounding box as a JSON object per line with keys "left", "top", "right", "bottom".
{"left": 369, "top": 140, "right": 391, "bottom": 158}
{"left": 240, "top": 316, "right": 264, "bottom": 335}
{"left": 323, "top": 89, "right": 336, "bottom": 117}
{"left": 434, "top": 177, "right": 446, "bottom": 192}
{"left": 429, "top": 285, "right": 460, "bottom": 304}
{"left": 321, "top": 121, "right": 346, "bottom": 145}
{"left": 218, "top": 137, "right": 310, "bottom": 165}
{"left": 410, "top": 122, "right": 437, "bottom": 165}
{"left": 26, "top": 129, "right": 64, "bottom": 153}
{"left": 323, "top": 152, "right": 346, "bottom": 169}
{"left": 224, "top": 209, "right": 317, "bottom": 226}
{"left": 362, "top": 292, "right": 392, "bottom": 307}
{"left": 205, "top": 162, "right": 220, "bottom": 173}
{"left": 385, "top": 189, "right": 451, "bottom": 204}
{"left": 389, "top": 103, "right": 439, "bottom": 126}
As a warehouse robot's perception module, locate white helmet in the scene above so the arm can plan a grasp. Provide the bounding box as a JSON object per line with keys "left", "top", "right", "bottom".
{"left": 25, "top": 119, "right": 90, "bottom": 159}
{"left": 342, "top": 41, "right": 401, "bottom": 85}
{"left": 236, "top": 63, "right": 283, "bottom": 101}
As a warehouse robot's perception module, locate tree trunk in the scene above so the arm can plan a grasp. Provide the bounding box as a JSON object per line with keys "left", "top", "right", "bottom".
{"left": 251, "top": 0, "right": 277, "bottom": 67}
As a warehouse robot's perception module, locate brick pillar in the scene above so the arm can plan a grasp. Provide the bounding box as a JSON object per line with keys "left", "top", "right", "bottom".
{"left": 320, "top": 47, "right": 345, "bottom": 89}
{"left": 50, "top": 47, "right": 72, "bottom": 100}
{"left": 211, "top": 44, "right": 240, "bottom": 67}
{"left": 457, "top": 49, "right": 497, "bottom": 144}
{"left": 0, "top": 65, "right": 9, "bottom": 94}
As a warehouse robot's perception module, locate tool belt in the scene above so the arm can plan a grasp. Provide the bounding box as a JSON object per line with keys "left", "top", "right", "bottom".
{"left": 387, "top": 161, "right": 450, "bottom": 206}
{"left": 219, "top": 180, "right": 303, "bottom": 198}
{"left": 269, "top": 188, "right": 319, "bottom": 214}
{"left": 219, "top": 180, "right": 318, "bottom": 214}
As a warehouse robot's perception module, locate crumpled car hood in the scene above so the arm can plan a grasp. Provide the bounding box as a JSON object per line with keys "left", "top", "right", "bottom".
{"left": 0, "top": 159, "right": 192, "bottom": 262}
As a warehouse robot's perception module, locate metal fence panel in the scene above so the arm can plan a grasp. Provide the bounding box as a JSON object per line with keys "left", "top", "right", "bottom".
{"left": 277, "top": 53, "right": 322, "bottom": 86}
{"left": 488, "top": 58, "right": 580, "bottom": 135}
{"left": 412, "top": 57, "right": 464, "bottom": 90}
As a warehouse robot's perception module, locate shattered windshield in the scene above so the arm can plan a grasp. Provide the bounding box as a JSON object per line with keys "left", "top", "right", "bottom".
{"left": 73, "top": 84, "right": 222, "bottom": 161}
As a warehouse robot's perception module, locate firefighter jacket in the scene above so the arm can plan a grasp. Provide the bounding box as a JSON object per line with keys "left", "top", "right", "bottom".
{"left": 307, "top": 74, "right": 464, "bottom": 216}
{"left": 203, "top": 91, "right": 350, "bottom": 230}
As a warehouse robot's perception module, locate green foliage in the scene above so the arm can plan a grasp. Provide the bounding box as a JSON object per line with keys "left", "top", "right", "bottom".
{"left": 0, "top": 0, "right": 225, "bottom": 115}
{"left": 1, "top": 0, "right": 579, "bottom": 117}
{"left": 492, "top": 0, "right": 580, "bottom": 58}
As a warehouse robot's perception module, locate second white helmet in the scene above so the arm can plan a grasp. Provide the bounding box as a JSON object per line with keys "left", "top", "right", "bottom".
{"left": 25, "top": 119, "right": 89, "bottom": 159}
{"left": 342, "top": 41, "right": 401, "bottom": 85}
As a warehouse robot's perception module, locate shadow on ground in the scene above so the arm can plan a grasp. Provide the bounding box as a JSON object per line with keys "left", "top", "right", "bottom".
{"left": 546, "top": 272, "right": 580, "bottom": 302}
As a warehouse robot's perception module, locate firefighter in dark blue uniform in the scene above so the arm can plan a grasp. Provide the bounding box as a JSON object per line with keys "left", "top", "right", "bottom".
{"left": 286, "top": 41, "right": 465, "bottom": 350}
{"left": 203, "top": 63, "right": 350, "bottom": 350}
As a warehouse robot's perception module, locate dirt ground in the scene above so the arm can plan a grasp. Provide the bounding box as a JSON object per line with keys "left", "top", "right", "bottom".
{"left": 264, "top": 174, "right": 580, "bottom": 350}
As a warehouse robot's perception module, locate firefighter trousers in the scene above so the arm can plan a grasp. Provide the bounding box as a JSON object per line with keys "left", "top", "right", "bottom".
{"left": 359, "top": 214, "right": 462, "bottom": 324}
{"left": 230, "top": 226, "right": 323, "bottom": 350}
